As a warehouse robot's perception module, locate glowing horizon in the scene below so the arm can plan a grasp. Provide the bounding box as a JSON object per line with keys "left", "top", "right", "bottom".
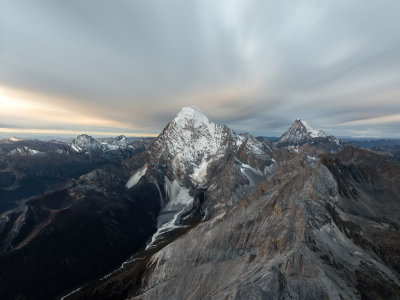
{"left": 0, "top": 86, "right": 155, "bottom": 137}
{"left": 0, "top": 127, "right": 157, "bottom": 138}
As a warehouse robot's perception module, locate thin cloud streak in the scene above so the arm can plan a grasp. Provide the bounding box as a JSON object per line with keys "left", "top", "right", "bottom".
{"left": 340, "top": 114, "right": 400, "bottom": 126}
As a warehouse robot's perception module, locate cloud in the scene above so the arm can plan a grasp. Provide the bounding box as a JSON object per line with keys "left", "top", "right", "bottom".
{"left": 340, "top": 114, "right": 400, "bottom": 126}
{"left": 0, "top": 86, "right": 144, "bottom": 132}
{"left": 1, "top": 0, "right": 400, "bottom": 137}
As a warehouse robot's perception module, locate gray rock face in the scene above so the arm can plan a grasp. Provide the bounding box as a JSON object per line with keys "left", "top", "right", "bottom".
{"left": 126, "top": 149, "right": 400, "bottom": 300}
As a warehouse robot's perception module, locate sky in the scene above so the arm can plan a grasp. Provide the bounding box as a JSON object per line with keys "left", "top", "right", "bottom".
{"left": 1, "top": 0, "right": 400, "bottom": 138}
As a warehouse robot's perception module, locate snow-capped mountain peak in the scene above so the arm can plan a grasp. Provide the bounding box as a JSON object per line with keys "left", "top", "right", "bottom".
{"left": 150, "top": 106, "right": 269, "bottom": 186}
{"left": 152, "top": 106, "right": 225, "bottom": 184}
{"left": 277, "top": 119, "right": 327, "bottom": 145}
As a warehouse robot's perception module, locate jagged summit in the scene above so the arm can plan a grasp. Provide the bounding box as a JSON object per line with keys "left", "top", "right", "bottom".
{"left": 70, "top": 134, "right": 132, "bottom": 154}
{"left": 70, "top": 134, "right": 101, "bottom": 153}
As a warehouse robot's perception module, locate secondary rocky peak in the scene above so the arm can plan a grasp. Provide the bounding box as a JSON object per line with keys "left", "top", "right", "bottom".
{"left": 276, "top": 118, "right": 328, "bottom": 147}
{"left": 292, "top": 119, "right": 326, "bottom": 138}
{"left": 70, "top": 134, "right": 101, "bottom": 153}
{"left": 74, "top": 134, "right": 98, "bottom": 143}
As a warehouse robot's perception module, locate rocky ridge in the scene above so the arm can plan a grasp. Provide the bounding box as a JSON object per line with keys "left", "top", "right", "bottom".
{"left": 70, "top": 134, "right": 133, "bottom": 154}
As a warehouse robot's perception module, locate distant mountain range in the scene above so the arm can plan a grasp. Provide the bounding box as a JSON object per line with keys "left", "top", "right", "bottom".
{"left": 0, "top": 107, "right": 399, "bottom": 300}
{"left": 0, "top": 135, "right": 151, "bottom": 214}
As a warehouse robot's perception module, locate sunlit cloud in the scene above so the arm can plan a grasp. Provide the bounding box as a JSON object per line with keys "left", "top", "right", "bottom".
{"left": 0, "top": 86, "right": 141, "bottom": 131}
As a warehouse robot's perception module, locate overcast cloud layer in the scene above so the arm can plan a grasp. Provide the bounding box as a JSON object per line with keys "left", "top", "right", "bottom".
{"left": 1, "top": 0, "right": 400, "bottom": 137}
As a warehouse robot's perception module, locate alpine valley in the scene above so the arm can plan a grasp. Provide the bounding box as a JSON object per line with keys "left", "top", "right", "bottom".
{"left": 1, "top": 107, "right": 399, "bottom": 300}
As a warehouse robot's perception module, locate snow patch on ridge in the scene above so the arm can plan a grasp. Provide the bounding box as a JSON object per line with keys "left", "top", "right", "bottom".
{"left": 191, "top": 159, "right": 210, "bottom": 184}
{"left": 126, "top": 165, "right": 147, "bottom": 188}
{"left": 71, "top": 144, "right": 82, "bottom": 152}
{"left": 9, "top": 146, "right": 42, "bottom": 156}
{"left": 236, "top": 159, "right": 265, "bottom": 186}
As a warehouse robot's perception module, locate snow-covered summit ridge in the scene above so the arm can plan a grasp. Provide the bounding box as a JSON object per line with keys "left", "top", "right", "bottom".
{"left": 173, "top": 106, "right": 214, "bottom": 130}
